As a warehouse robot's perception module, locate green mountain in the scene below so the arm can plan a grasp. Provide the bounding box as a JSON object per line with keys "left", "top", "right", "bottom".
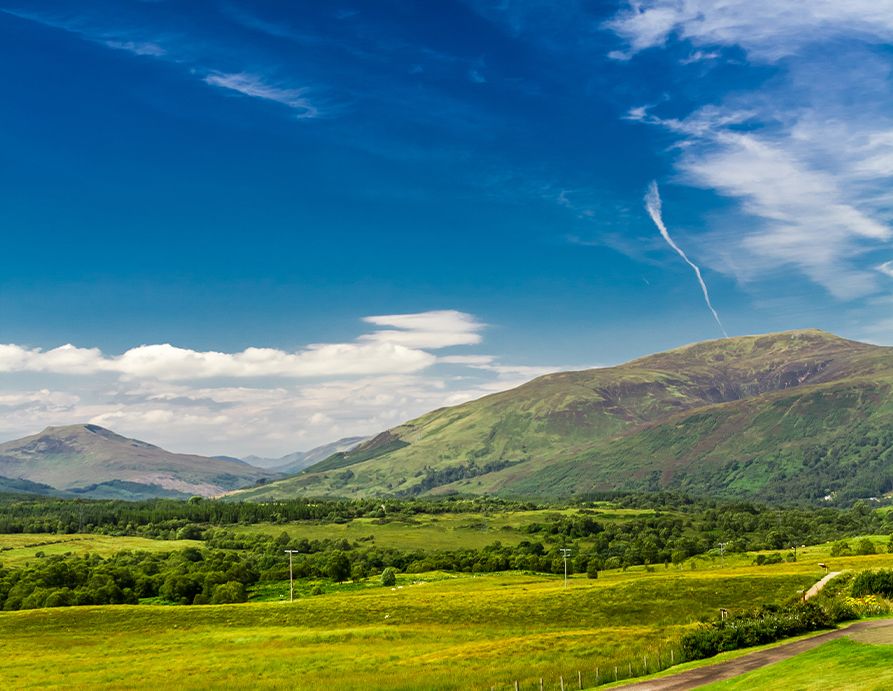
{"left": 242, "top": 436, "right": 369, "bottom": 473}
{"left": 235, "top": 329, "right": 893, "bottom": 503}
{"left": 0, "top": 424, "right": 274, "bottom": 499}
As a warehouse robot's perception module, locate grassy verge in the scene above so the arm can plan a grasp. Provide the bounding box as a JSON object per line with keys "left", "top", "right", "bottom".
{"left": 702, "top": 637, "right": 893, "bottom": 690}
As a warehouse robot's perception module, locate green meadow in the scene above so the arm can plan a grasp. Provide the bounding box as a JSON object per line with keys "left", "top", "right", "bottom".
{"left": 2, "top": 539, "right": 893, "bottom": 690}
{"left": 0, "top": 533, "right": 201, "bottom": 568}
{"left": 233, "top": 506, "right": 658, "bottom": 551}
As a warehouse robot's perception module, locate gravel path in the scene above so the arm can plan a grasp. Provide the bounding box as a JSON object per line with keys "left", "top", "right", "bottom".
{"left": 615, "top": 619, "right": 893, "bottom": 690}
{"left": 803, "top": 571, "right": 842, "bottom": 600}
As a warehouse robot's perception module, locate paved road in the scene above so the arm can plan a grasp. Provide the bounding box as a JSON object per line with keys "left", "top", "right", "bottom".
{"left": 616, "top": 619, "right": 893, "bottom": 690}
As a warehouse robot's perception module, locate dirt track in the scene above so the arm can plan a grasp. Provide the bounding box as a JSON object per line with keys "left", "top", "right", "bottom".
{"left": 616, "top": 618, "right": 893, "bottom": 690}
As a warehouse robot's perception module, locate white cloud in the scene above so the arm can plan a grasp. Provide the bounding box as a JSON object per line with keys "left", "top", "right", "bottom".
{"left": 607, "top": 1, "right": 893, "bottom": 62}
{"left": 204, "top": 72, "right": 319, "bottom": 118}
{"left": 103, "top": 40, "right": 166, "bottom": 57}
{"left": 609, "top": 3, "right": 893, "bottom": 300}
{"left": 361, "top": 310, "right": 485, "bottom": 349}
{"left": 0, "top": 311, "right": 560, "bottom": 456}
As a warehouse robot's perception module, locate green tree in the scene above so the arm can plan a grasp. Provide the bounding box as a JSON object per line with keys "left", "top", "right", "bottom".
{"left": 856, "top": 538, "right": 876, "bottom": 555}
{"left": 381, "top": 567, "right": 397, "bottom": 587}
{"left": 326, "top": 551, "right": 350, "bottom": 582}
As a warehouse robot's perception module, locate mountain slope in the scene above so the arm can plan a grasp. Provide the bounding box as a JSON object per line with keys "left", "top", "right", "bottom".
{"left": 234, "top": 330, "right": 893, "bottom": 503}
{"left": 243, "top": 436, "right": 369, "bottom": 473}
{"left": 0, "top": 424, "right": 274, "bottom": 498}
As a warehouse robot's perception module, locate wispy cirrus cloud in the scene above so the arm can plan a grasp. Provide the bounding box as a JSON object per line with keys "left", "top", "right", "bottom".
{"left": 609, "top": 1, "right": 893, "bottom": 301}
{"left": 2, "top": 6, "right": 324, "bottom": 119}
{"left": 204, "top": 72, "right": 319, "bottom": 118}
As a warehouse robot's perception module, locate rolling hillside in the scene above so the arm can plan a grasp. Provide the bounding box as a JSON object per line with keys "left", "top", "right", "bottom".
{"left": 235, "top": 329, "right": 893, "bottom": 503}
{"left": 0, "top": 424, "right": 274, "bottom": 498}
{"left": 242, "top": 436, "right": 369, "bottom": 473}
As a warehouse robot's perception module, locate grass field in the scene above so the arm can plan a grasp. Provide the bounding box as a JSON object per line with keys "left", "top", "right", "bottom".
{"left": 702, "top": 636, "right": 893, "bottom": 690}
{"left": 0, "top": 563, "right": 822, "bottom": 690}
{"left": 1, "top": 534, "right": 892, "bottom": 689}
{"left": 0, "top": 533, "right": 201, "bottom": 567}
{"left": 232, "top": 507, "right": 658, "bottom": 551}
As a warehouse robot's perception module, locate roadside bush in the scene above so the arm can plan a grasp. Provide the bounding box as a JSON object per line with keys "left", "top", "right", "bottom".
{"left": 679, "top": 602, "right": 834, "bottom": 662}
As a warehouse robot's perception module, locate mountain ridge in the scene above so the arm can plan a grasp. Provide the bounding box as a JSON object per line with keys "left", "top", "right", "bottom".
{"left": 234, "top": 329, "right": 893, "bottom": 503}
{"left": 0, "top": 424, "right": 275, "bottom": 499}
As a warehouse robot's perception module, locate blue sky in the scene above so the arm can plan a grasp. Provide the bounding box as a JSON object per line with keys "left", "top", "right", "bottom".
{"left": 2, "top": 1, "right": 893, "bottom": 456}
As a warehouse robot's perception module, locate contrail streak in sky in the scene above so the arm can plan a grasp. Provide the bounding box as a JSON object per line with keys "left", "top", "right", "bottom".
{"left": 645, "top": 181, "right": 728, "bottom": 337}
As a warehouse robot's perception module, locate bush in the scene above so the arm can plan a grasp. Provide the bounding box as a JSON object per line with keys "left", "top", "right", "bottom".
{"left": 679, "top": 602, "right": 834, "bottom": 662}
{"left": 381, "top": 567, "right": 397, "bottom": 587}
{"left": 855, "top": 538, "right": 876, "bottom": 555}
{"left": 210, "top": 581, "right": 246, "bottom": 604}
{"left": 830, "top": 540, "right": 852, "bottom": 557}
{"left": 851, "top": 569, "right": 893, "bottom": 598}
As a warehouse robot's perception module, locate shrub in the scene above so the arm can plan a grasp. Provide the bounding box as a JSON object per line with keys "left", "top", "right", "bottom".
{"left": 851, "top": 569, "right": 893, "bottom": 598}
{"left": 679, "top": 602, "right": 834, "bottom": 662}
{"left": 381, "top": 567, "right": 397, "bottom": 587}
{"left": 210, "top": 581, "right": 246, "bottom": 604}
{"left": 855, "top": 538, "right": 876, "bottom": 555}
{"left": 830, "top": 540, "right": 852, "bottom": 557}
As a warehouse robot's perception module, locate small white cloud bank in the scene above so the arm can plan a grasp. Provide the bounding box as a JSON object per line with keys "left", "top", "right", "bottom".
{"left": 0, "top": 311, "right": 562, "bottom": 457}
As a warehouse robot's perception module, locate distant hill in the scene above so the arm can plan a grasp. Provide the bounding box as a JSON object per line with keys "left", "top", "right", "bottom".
{"left": 243, "top": 436, "right": 369, "bottom": 473}
{"left": 234, "top": 330, "right": 893, "bottom": 504}
{"left": 0, "top": 476, "right": 67, "bottom": 497}
{"left": 0, "top": 424, "right": 275, "bottom": 499}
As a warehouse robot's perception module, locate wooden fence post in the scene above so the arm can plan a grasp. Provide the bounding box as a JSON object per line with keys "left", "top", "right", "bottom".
{"left": 578, "top": 670, "right": 582, "bottom": 689}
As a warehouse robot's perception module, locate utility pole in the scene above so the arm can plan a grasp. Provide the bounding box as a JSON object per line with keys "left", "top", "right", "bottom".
{"left": 284, "top": 550, "right": 300, "bottom": 602}
{"left": 560, "top": 548, "right": 572, "bottom": 589}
